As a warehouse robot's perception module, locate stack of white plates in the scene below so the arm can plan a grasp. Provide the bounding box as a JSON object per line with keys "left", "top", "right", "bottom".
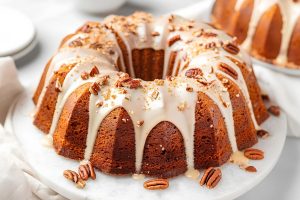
{"left": 0, "top": 6, "right": 37, "bottom": 60}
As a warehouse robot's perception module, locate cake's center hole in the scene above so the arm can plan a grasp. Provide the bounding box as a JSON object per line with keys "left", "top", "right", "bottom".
{"left": 129, "top": 49, "right": 165, "bottom": 81}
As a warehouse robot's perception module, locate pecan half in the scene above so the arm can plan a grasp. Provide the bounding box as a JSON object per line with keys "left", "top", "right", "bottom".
{"left": 143, "top": 178, "right": 169, "bottom": 190}
{"left": 223, "top": 43, "right": 240, "bottom": 55}
{"left": 218, "top": 62, "right": 238, "bottom": 80}
{"left": 168, "top": 35, "right": 181, "bottom": 47}
{"left": 244, "top": 148, "right": 264, "bottom": 160}
{"left": 257, "top": 129, "right": 269, "bottom": 139}
{"left": 78, "top": 162, "right": 96, "bottom": 180}
{"left": 63, "top": 170, "right": 79, "bottom": 183}
{"left": 185, "top": 68, "right": 203, "bottom": 79}
{"left": 268, "top": 105, "right": 280, "bottom": 116}
{"left": 200, "top": 167, "right": 222, "bottom": 189}
{"left": 90, "top": 66, "right": 100, "bottom": 77}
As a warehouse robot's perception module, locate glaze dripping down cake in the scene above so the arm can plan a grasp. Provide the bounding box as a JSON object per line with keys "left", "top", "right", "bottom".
{"left": 33, "top": 12, "right": 269, "bottom": 178}
{"left": 212, "top": 0, "right": 300, "bottom": 69}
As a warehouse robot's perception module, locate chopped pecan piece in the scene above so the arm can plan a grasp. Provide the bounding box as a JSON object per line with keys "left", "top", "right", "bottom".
{"left": 168, "top": 35, "right": 181, "bottom": 47}
{"left": 200, "top": 167, "right": 222, "bottom": 189}
{"left": 136, "top": 120, "right": 144, "bottom": 127}
{"left": 186, "top": 87, "right": 193, "bottom": 92}
{"left": 244, "top": 148, "right": 264, "bottom": 160}
{"left": 115, "top": 75, "right": 141, "bottom": 89}
{"left": 81, "top": 71, "right": 89, "bottom": 80}
{"left": 89, "top": 82, "right": 100, "bottom": 95}
{"left": 218, "top": 62, "right": 238, "bottom": 80}
{"left": 268, "top": 105, "right": 280, "bottom": 116}
{"left": 151, "top": 31, "right": 160, "bottom": 37}
{"left": 202, "top": 32, "right": 217, "bottom": 38}
{"left": 144, "top": 178, "right": 169, "bottom": 190}
{"left": 89, "top": 66, "right": 100, "bottom": 77}
{"left": 261, "top": 94, "right": 270, "bottom": 101}
{"left": 69, "top": 38, "right": 83, "bottom": 47}
{"left": 257, "top": 129, "right": 269, "bottom": 139}
{"left": 185, "top": 68, "right": 203, "bottom": 79}
{"left": 245, "top": 166, "right": 257, "bottom": 173}
{"left": 80, "top": 24, "right": 92, "bottom": 33}
{"left": 55, "top": 79, "right": 62, "bottom": 92}
{"left": 223, "top": 43, "right": 240, "bottom": 55}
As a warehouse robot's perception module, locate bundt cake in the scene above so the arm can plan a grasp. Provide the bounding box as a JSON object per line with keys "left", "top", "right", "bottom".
{"left": 33, "top": 12, "right": 269, "bottom": 178}
{"left": 212, "top": 0, "right": 300, "bottom": 69}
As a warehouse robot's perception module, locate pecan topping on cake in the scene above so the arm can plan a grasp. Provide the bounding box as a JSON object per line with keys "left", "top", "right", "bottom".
{"left": 69, "top": 38, "right": 83, "bottom": 47}
{"left": 115, "top": 75, "right": 141, "bottom": 89}
{"left": 78, "top": 162, "right": 96, "bottom": 180}
{"left": 89, "top": 82, "right": 100, "bottom": 95}
{"left": 89, "top": 66, "right": 100, "bottom": 77}
{"left": 185, "top": 68, "right": 203, "bottom": 79}
{"left": 143, "top": 178, "right": 169, "bottom": 190}
{"left": 223, "top": 43, "right": 240, "bottom": 55}
{"left": 96, "top": 100, "right": 103, "bottom": 108}
{"left": 202, "top": 32, "right": 217, "bottom": 38}
{"left": 90, "top": 42, "right": 104, "bottom": 50}
{"left": 55, "top": 79, "right": 62, "bottom": 92}
{"left": 186, "top": 87, "right": 194, "bottom": 92}
{"left": 151, "top": 31, "right": 160, "bottom": 37}
{"left": 136, "top": 120, "right": 144, "bottom": 127}
{"left": 177, "top": 102, "right": 187, "bottom": 111}
{"left": 80, "top": 24, "right": 92, "bottom": 33}
{"left": 168, "top": 35, "right": 181, "bottom": 47}
{"left": 268, "top": 105, "right": 280, "bottom": 116}
{"left": 80, "top": 71, "right": 89, "bottom": 80}
{"left": 200, "top": 167, "right": 222, "bottom": 189}
{"left": 154, "top": 79, "right": 164, "bottom": 86}
{"left": 218, "top": 62, "right": 238, "bottom": 80}
{"left": 244, "top": 148, "right": 264, "bottom": 160}
{"left": 97, "top": 75, "right": 110, "bottom": 86}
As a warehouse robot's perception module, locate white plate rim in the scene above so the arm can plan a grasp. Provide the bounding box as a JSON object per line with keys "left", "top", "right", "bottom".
{"left": 5, "top": 87, "right": 287, "bottom": 200}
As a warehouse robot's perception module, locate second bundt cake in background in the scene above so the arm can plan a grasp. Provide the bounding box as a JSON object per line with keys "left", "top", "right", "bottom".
{"left": 212, "top": 0, "right": 300, "bottom": 69}
{"left": 33, "top": 12, "right": 269, "bottom": 178}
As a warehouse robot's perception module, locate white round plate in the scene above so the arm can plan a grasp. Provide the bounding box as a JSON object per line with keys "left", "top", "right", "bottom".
{"left": 11, "top": 35, "right": 38, "bottom": 60}
{"left": 7, "top": 88, "right": 287, "bottom": 200}
{"left": 253, "top": 58, "right": 300, "bottom": 77}
{"left": 0, "top": 6, "right": 35, "bottom": 57}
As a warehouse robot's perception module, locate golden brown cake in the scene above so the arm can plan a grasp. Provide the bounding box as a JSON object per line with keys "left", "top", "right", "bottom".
{"left": 33, "top": 12, "right": 269, "bottom": 178}
{"left": 212, "top": 0, "right": 300, "bottom": 69}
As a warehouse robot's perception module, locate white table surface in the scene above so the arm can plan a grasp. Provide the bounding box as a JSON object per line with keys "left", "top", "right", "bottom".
{"left": 1, "top": 0, "right": 300, "bottom": 199}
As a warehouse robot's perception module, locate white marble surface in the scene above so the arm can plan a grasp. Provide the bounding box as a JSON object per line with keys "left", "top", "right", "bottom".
{"left": 1, "top": 0, "right": 300, "bottom": 199}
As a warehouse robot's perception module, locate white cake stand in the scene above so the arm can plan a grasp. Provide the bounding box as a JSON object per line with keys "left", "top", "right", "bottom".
{"left": 6, "top": 87, "right": 287, "bottom": 200}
